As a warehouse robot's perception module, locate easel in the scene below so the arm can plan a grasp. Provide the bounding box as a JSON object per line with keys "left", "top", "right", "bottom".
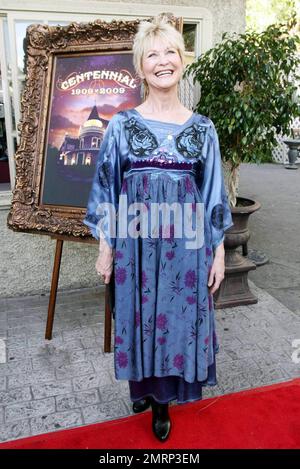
{"left": 45, "top": 234, "right": 114, "bottom": 353}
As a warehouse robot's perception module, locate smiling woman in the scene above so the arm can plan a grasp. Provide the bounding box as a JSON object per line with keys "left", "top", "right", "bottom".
{"left": 133, "top": 19, "right": 185, "bottom": 72}
{"left": 84, "top": 14, "right": 233, "bottom": 444}
{"left": 140, "top": 40, "right": 183, "bottom": 93}
{"left": 132, "top": 17, "right": 186, "bottom": 107}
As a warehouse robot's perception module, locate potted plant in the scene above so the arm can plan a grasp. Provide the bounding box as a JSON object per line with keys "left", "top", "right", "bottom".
{"left": 185, "top": 15, "right": 300, "bottom": 308}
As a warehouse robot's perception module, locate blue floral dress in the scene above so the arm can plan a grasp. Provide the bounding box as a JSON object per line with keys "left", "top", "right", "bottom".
{"left": 83, "top": 108, "right": 233, "bottom": 404}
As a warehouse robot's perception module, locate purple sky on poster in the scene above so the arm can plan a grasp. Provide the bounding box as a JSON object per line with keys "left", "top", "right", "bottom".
{"left": 48, "top": 52, "right": 141, "bottom": 149}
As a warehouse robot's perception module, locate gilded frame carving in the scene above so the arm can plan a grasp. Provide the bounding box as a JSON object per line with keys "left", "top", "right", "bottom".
{"left": 7, "top": 14, "right": 182, "bottom": 239}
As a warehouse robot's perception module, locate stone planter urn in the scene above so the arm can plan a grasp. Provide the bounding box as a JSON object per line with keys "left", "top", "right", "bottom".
{"left": 213, "top": 196, "right": 261, "bottom": 309}
{"left": 283, "top": 137, "right": 300, "bottom": 170}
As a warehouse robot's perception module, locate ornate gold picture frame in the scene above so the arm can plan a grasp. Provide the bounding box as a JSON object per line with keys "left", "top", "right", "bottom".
{"left": 7, "top": 14, "right": 182, "bottom": 239}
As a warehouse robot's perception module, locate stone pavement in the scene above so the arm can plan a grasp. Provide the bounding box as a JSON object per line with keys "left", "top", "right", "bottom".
{"left": 0, "top": 162, "right": 300, "bottom": 443}
{"left": 239, "top": 162, "right": 300, "bottom": 314}
{"left": 0, "top": 280, "right": 299, "bottom": 443}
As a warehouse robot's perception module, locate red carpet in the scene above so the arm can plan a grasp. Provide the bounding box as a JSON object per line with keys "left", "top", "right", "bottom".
{"left": 1, "top": 378, "right": 300, "bottom": 449}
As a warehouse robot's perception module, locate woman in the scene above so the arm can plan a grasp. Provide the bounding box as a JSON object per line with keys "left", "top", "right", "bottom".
{"left": 84, "top": 16, "right": 233, "bottom": 442}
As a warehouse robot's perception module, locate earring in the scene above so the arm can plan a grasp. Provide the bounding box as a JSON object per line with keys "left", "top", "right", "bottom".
{"left": 140, "top": 81, "right": 145, "bottom": 99}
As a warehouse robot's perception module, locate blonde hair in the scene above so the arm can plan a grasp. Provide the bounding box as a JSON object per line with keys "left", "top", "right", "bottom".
{"left": 133, "top": 15, "right": 186, "bottom": 93}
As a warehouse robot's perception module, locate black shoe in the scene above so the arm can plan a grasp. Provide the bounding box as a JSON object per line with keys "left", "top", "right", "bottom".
{"left": 151, "top": 399, "right": 171, "bottom": 442}
{"left": 132, "top": 397, "right": 152, "bottom": 414}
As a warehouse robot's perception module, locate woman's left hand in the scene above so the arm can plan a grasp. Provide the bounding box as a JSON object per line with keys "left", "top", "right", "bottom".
{"left": 208, "top": 252, "right": 225, "bottom": 295}
{"left": 95, "top": 238, "right": 114, "bottom": 284}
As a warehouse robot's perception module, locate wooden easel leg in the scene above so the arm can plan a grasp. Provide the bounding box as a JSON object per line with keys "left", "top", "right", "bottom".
{"left": 45, "top": 239, "right": 63, "bottom": 340}
{"left": 104, "top": 282, "right": 112, "bottom": 353}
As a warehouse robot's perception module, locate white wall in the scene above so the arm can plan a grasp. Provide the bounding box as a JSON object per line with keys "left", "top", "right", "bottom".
{"left": 0, "top": 0, "right": 246, "bottom": 298}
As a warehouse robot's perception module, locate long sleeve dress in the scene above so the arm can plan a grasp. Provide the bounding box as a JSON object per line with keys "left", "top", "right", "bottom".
{"left": 83, "top": 108, "right": 234, "bottom": 405}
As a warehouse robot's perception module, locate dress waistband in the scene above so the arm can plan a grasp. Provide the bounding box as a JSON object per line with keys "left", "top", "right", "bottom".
{"left": 128, "top": 160, "right": 196, "bottom": 172}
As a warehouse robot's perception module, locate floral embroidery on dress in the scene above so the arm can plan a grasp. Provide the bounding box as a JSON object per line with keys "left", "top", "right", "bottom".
{"left": 184, "top": 270, "right": 197, "bottom": 288}
{"left": 98, "top": 160, "right": 114, "bottom": 189}
{"left": 115, "top": 267, "right": 127, "bottom": 285}
{"left": 156, "top": 313, "right": 168, "bottom": 332}
{"left": 173, "top": 354, "right": 184, "bottom": 371}
{"left": 116, "top": 351, "right": 128, "bottom": 368}
{"left": 175, "top": 124, "right": 207, "bottom": 159}
{"left": 124, "top": 117, "right": 159, "bottom": 157}
{"left": 211, "top": 204, "right": 224, "bottom": 230}
{"left": 83, "top": 110, "right": 233, "bottom": 389}
{"left": 85, "top": 212, "right": 98, "bottom": 225}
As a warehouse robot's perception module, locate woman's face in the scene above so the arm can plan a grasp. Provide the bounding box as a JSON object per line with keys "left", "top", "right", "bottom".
{"left": 141, "top": 36, "right": 184, "bottom": 91}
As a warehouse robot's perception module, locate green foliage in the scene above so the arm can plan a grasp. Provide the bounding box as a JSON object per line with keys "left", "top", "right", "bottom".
{"left": 185, "top": 16, "right": 300, "bottom": 167}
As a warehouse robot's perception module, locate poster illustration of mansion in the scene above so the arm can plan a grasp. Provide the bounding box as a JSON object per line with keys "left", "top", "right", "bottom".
{"left": 58, "top": 104, "right": 108, "bottom": 168}
{"left": 40, "top": 52, "right": 141, "bottom": 209}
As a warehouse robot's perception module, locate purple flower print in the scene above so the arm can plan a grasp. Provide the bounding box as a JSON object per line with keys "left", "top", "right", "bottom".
{"left": 186, "top": 296, "right": 196, "bottom": 305}
{"left": 158, "top": 336, "right": 166, "bottom": 345}
{"left": 115, "top": 336, "right": 123, "bottom": 345}
{"left": 143, "top": 174, "right": 149, "bottom": 192}
{"left": 115, "top": 267, "right": 127, "bottom": 285}
{"left": 116, "top": 351, "right": 128, "bottom": 368}
{"left": 166, "top": 224, "right": 175, "bottom": 244}
{"left": 115, "top": 251, "right": 123, "bottom": 260}
{"left": 160, "top": 223, "right": 174, "bottom": 243}
{"left": 184, "top": 270, "right": 196, "bottom": 288}
{"left": 206, "top": 247, "right": 212, "bottom": 257}
{"left": 141, "top": 270, "right": 147, "bottom": 288}
{"left": 135, "top": 311, "right": 140, "bottom": 328}
{"left": 142, "top": 202, "right": 149, "bottom": 214}
{"left": 141, "top": 295, "right": 148, "bottom": 304}
{"left": 185, "top": 176, "right": 194, "bottom": 194}
{"left": 205, "top": 336, "right": 209, "bottom": 346}
{"left": 156, "top": 313, "right": 168, "bottom": 331}
{"left": 166, "top": 251, "right": 175, "bottom": 261}
{"left": 173, "top": 354, "right": 184, "bottom": 371}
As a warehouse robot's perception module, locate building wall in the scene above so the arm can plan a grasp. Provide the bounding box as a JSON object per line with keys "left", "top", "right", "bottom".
{"left": 0, "top": 0, "right": 246, "bottom": 298}
{"left": 0, "top": 209, "right": 99, "bottom": 298}
{"left": 85, "top": 0, "right": 247, "bottom": 44}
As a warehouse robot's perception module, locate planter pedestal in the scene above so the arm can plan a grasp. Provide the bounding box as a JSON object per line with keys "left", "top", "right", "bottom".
{"left": 214, "top": 248, "right": 257, "bottom": 308}
{"left": 213, "top": 197, "right": 261, "bottom": 309}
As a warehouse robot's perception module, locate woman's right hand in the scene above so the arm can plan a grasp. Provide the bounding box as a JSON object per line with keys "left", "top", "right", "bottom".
{"left": 95, "top": 239, "right": 114, "bottom": 284}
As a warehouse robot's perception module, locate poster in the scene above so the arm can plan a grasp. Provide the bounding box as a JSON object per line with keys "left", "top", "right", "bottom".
{"left": 41, "top": 51, "right": 142, "bottom": 208}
